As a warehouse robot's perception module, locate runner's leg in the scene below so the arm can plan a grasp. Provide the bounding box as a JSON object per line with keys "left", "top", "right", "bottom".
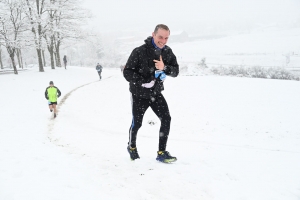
{"left": 150, "top": 94, "right": 171, "bottom": 151}
{"left": 53, "top": 104, "right": 57, "bottom": 114}
{"left": 49, "top": 104, "right": 53, "bottom": 111}
{"left": 128, "top": 94, "right": 150, "bottom": 148}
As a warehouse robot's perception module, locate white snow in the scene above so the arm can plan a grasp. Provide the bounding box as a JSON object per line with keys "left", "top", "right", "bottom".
{"left": 1, "top": 28, "right": 300, "bottom": 199}
{"left": 172, "top": 28, "right": 300, "bottom": 68}
{"left": 1, "top": 66, "right": 300, "bottom": 199}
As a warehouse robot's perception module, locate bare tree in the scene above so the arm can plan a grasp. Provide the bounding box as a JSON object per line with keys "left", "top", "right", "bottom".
{"left": 41, "top": 0, "right": 90, "bottom": 69}
{"left": 1, "top": 0, "right": 91, "bottom": 72}
{"left": 24, "top": 0, "right": 47, "bottom": 72}
{"left": 0, "top": 0, "right": 27, "bottom": 74}
{"left": 52, "top": 0, "right": 90, "bottom": 67}
{"left": 43, "top": 0, "right": 56, "bottom": 69}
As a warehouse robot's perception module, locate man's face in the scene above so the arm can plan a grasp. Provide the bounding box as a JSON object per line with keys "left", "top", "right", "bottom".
{"left": 152, "top": 28, "right": 170, "bottom": 49}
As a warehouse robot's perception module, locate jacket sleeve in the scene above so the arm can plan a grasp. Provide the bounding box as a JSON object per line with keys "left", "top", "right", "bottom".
{"left": 45, "top": 88, "right": 48, "bottom": 100}
{"left": 123, "top": 48, "right": 144, "bottom": 86}
{"left": 57, "top": 88, "right": 61, "bottom": 98}
{"left": 164, "top": 49, "right": 179, "bottom": 77}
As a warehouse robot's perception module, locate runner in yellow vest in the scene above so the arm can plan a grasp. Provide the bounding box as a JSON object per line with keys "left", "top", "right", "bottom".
{"left": 45, "top": 81, "right": 61, "bottom": 118}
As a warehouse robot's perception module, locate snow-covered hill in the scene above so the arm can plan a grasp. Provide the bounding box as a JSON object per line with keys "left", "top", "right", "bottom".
{"left": 1, "top": 66, "right": 300, "bottom": 200}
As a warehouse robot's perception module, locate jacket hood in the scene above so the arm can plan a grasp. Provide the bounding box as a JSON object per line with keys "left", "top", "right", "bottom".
{"left": 144, "top": 36, "right": 153, "bottom": 46}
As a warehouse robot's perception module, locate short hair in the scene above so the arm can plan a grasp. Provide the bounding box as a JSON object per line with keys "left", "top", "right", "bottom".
{"left": 154, "top": 24, "right": 170, "bottom": 34}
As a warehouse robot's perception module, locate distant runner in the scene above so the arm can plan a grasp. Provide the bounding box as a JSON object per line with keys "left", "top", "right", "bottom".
{"left": 45, "top": 81, "right": 61, "bottom": 118}
{"left": 63, "top": 55, "right": 67, "bottom": 69}
{"left": 96, "top": 63, "right": 103, "bottom": 80}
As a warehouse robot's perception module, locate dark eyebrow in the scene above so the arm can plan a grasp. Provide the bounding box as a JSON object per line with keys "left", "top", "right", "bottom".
{"left": 159, "top": 35, "right": 169, "bottom": 39}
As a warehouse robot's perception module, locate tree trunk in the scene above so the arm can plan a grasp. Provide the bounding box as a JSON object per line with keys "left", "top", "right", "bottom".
{"left": 46, "top": 36, "right": 55, "bottom": 69}
{"left": 16, "top": 49, "right": 22, "bottom": 68}
{"left": 54, "top": 52, "right": 58, "bottom": 67}
{"left": 10, "top": 53, "right": 18, "bottom": 74}
{"left": 36, "top": 48, "right": 44, "bottom": 72}
{"left": 49, "top": 48, "right": 55, "bottom": 69}
{"left": 37, "top": 24, "right": 44, "bottom": 72}
{"left": 0, "top": 47, "right": 3, "bottom": 69}
{"left": 42, "top": 50, "right": 46, "bottom": 67}
{"left": 47, "top": 46, "right": 55, "bottom": 69}
{"left": 19, "top": 49, "right": 23, "bottom": 69}
{"left": 55, "top": 41, "right": 62, "bottom": 67}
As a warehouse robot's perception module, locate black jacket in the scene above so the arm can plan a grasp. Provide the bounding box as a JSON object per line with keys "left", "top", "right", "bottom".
{"left": 123, "top": 37, "right": 179, "bottom": 99}
{"left": 96, "top": 65, "right": 103, "bottom": 71}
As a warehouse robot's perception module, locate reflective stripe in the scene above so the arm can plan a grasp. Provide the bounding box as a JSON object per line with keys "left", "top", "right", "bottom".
{"left": 128, "top": 93, "right": 134, "bottom": 147}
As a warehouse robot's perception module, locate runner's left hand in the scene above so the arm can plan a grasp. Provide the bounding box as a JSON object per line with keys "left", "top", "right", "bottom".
{"left": 153, "top": 55, "right": 165, "bottom": 70}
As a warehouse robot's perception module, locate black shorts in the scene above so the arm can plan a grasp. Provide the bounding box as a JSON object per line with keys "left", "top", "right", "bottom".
{"left": 49, "top": 102, "right": 57, "bottom": 105}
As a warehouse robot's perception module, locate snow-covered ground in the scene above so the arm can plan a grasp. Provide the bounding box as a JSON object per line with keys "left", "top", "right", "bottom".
{"left": 1, "top": 65, "right": 300, "bottom": 200}
{"left": 117, "top": 27, "right": 300, "bottom": 71}
{"left": 1, "top": 27, "right": 300, "bottom": 199}
{"left": 172, "top": 28, "right": 300, "bottom": 68}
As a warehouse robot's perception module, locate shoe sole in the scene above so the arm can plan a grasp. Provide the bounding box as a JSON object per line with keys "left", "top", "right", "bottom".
{"left": 156, "top": 158, "right": 177, "bottom": 163}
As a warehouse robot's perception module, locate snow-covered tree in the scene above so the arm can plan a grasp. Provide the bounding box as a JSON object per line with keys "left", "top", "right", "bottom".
{"left": 1, "top": 0, "right": 91, "bottom": 72}
{"left": 24, "top": 0, "right": 48, "bottom": 72}
{"left": 0, "top": 0, "right": 27, "bottom": 74}
{"left": 43, "top": 0, "right": 90, "bottom": 68}
{"left": 43, "top": 0, "right": 56, "bottom": 69}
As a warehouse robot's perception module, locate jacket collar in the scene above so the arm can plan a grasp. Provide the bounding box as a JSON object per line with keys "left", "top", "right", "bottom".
{"left": 144, "top": 36, "right": 169, "bottom": 50}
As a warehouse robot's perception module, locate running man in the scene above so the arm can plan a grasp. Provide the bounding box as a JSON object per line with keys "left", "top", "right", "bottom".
{"left": 96, "top": 63, "right": 103, "bottom": 79}
{"left": 63, "top": 55, "right": 67, "bottom": 69}
{"left": 123, "top": 24, "right": 179, "bottom": 163}
{"left": 45, "top": 81, "right": 61, "bottom": 118}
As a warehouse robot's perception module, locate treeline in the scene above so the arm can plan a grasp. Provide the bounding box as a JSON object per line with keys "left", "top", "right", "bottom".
{"left": 0, "top": 0, "right": 90, "bottom": 74}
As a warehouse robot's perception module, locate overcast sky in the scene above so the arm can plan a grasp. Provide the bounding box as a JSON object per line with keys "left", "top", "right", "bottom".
{"left": 82, "top": 0, "right": 300, "bottom": 35}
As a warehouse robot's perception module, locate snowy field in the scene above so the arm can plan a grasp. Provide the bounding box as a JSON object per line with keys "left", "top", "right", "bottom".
{"left": 1, "top": 65, "right": 300, "bottom": 200}
{"left": 118, "top": 28, "right": 300, "bottom": 74}
{"left": 1, "top": 27, "right": 300, "bottom": 200}
{"left": 172, "top": 28, "right": 300, "bottom": 69}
